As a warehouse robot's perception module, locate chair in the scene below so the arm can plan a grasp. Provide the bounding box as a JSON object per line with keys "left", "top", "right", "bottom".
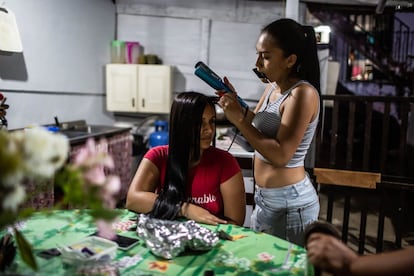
{"left": 313, "top": 167, "right": 381, "bottom": 254}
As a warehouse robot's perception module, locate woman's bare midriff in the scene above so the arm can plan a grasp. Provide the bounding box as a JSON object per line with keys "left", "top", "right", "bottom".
{"left": 254, "top": 157, "right": 305, "bottom": 188}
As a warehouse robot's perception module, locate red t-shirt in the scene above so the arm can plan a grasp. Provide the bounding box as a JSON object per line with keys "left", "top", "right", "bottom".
{"left": 144, "top": 145, "right": 241, "bottom": 216}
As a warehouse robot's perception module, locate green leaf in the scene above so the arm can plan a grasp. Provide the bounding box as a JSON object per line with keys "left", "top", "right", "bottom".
{"left": 0, "top": 209, "right": 18, "bottom": 229}
{"left": 14, "top": 228, "right": 38, "bottom": 271}
{"left": 90, "top": 208, "right": 121, "bottom": 221}
{"left": 18, "top": 207, "right": 35, "bottom": 219}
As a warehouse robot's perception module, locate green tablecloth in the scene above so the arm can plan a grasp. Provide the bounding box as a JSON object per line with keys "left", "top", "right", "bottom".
{"left": 5, "top": 209, "right": 313, "bottom": 275}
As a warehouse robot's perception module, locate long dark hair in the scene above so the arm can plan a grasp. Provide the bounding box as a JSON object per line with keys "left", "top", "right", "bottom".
{"left": 149, "top": 91, "right": 216, "bottom": 219}
{"left": 261, "top": 18, "right": 321, "bottom": 93}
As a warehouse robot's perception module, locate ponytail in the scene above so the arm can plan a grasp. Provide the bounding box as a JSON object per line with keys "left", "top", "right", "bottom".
{"left": 300, "top": 25, "right": 321, "bottom": 93}
{"left": 261, "top": 18, "right": 321, "bottom": 94}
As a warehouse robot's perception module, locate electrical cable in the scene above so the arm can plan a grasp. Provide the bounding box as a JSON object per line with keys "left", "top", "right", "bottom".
{"left": 226, "top": 128, "right": 239, "bottom": 152}
{"left": 226, "top": 107, "right": 248, "bottom": 152}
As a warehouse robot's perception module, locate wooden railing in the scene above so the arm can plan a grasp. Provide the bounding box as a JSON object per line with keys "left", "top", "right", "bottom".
{"left": 315, "top": 95, "right": 414, "bottom": 177}
{"left": 219, "top": 94, "right": 414, "bottom": 253}
{"left": 313, "top": 94, "right": 414, "bottom": 254}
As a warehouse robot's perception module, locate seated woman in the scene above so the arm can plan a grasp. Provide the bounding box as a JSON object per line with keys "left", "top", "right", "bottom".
{"left": 126, "top": 91, "right": 246, "bottom": 226}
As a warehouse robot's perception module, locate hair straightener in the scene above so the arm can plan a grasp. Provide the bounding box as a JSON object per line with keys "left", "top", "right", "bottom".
{"left": 194, "top": 61, "right": 248, "bottom": 109}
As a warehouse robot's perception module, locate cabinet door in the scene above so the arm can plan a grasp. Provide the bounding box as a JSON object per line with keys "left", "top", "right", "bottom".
{"left": 137, "top": 65, "right": 172, "bottom": 114}
{"left": 106, "top": 64, "right": 139, "bottom": 112}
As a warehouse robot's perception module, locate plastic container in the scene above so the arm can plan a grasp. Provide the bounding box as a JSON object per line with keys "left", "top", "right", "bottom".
{"left": 149, "top": 120, "right": 169, "bottom": 148}
{"left": 111, "top": 40, "right": 125, "bottom": 63}
{"left": 60, "top": 236, "right": 118, "bottom": 266}
{"left": 125, "top": 41, "right": 140, "bottom": 64}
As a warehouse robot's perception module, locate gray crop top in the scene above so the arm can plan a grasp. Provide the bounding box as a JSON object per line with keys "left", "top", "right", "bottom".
{"left": 252, "top": 80, "right": 319, "bottom": 167}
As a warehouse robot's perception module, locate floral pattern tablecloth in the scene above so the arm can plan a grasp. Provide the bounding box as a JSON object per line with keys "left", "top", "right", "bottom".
{"left": 5, "top": 209, "right": 313, "bottom": 275}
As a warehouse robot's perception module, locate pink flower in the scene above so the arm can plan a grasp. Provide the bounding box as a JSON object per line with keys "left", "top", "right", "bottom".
{"left": 101, "top": 176, "right": 121, "bottom": 209}
{"left": 84, "top": 165, "right": 106, "bottom": 186}
{"left": 96, "top": 219, "right": 116, "bottom": 240}
{"left": 73, "top": 138, "right": 116, "bottom": 186}
{"left": 105, "top": 176, "right": 121, "bottom": 195}
{"left": 69, "top": 137, "right": 121, "bottom": 237}
{"left": 258, "top": 252, "right": 274, "bottom": 262}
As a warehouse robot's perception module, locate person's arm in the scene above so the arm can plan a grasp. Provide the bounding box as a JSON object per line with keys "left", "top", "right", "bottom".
{"left": 179, "top": 202, "right": 228, "bottom": 225}
{"left": 307, "top": 232, "right": 358, "bottom": 275}
{"left": 220, "top": 81, "right": 319, "bottom": 167}
{"left": 253, "top": 82, "right": 274, "bottom": 114}
{"left": 349, "top": 246, "right": 414, "bottom": 276}
{"left": 125, "top": 158, "right": 160, "bottom": 213}
{"left": 127, "top": 157, "right": 228, "bottom": 225}
{"left": 240, "top": 82, "right": 273, "bottom": 124}
{"left": 180, "top": 151, "right": 245, "bottom": 226}
{"left": 220, "top": 171, "right": 246, "bottom": 226}
{"left": 307, "top": 233, "right": 414, "bottom": 276}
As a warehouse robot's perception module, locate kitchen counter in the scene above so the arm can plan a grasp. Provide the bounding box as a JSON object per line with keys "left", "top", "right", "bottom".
{"left": 24, "top": 123, "right": 134, "bottom": 210}
{"left": 61, "top": 124, "right": 132, "bottom": 145}
{"left": 215, "top": 135, "right": 254, "bottom": 159}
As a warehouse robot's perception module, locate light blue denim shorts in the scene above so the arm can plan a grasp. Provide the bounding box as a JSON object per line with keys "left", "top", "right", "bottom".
{"left": 250, "top": 173, "right": 320, "bottom": 246}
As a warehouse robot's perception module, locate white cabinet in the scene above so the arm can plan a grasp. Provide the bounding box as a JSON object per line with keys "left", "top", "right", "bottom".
{"left": 106, "top": 64, "right": 172, "bottom": 113}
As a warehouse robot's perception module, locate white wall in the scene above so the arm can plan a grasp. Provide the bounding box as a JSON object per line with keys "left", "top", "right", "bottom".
{"left": 116, "top": 0, "right": 308, "bottom": 107}
{"left": 0, "top": 0, "right": 116, "bottom": 129}
{"left": 1, "top": 0, "right": 310, "bottom": 129}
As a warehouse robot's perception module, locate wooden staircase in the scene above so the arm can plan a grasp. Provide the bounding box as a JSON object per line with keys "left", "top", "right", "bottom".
{"left": 307, "top": 3, "right": 413, "bottom": 94}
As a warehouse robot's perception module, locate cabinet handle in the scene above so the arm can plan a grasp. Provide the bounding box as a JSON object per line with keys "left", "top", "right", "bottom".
{"left": 132, "top": 98, "right": 135, "bottom": 107}
{"left": 142, "top": 98, "right": 145, "bottom": 107}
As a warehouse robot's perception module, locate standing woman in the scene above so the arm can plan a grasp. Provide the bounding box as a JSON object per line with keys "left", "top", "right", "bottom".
{"left": 126, "top": 91, "right": 246, "bottom": 226}
{"left": 218, "top": 18, "right": 320, "bottom": 245}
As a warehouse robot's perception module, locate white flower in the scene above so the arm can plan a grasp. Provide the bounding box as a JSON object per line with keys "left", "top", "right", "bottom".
{"left": 21, "top": 127, "right": 69, "bottom": 178}
{"left": 2, "top": 183, "right": 25, "bottom": 212}
{"left": 1, "top": 131, "right": 23, "bottom": 184}
{"left": 1, "top": 128, "right": 69, "bottom": 215}
{"left": 1, "top": 127, "right": 120, "bottom": 271}
{"left": 2, "top": 172, "right": 24, "bottom": 188}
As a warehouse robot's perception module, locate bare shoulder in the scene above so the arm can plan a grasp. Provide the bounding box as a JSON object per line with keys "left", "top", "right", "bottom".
{"left": 291, "top": 82, "right": 319, "bottom": 101}
{"left": 287, "top": 82, "right": 319, "bottom": 120}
